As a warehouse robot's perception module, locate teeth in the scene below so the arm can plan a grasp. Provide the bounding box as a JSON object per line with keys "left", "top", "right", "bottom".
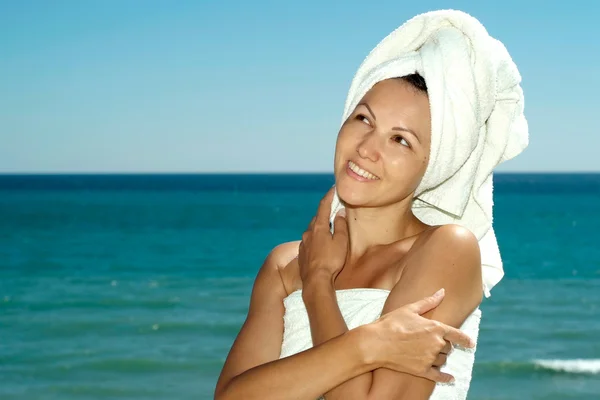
{"left": 348, "top": 161, "right": 379, "bottom": 180}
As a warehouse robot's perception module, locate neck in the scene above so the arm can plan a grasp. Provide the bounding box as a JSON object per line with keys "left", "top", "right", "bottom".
{"left": 343, "top": 199, "right": 429, "bottom": 264}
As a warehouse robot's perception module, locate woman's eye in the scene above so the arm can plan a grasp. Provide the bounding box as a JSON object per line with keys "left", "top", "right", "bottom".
{"left": 393, "top": 135, "right": 410, "bottom": 147}
{"left": 357, "top": 115, "right": 371, "bottom": 126}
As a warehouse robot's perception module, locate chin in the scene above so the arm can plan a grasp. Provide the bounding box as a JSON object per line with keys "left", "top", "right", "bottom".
{"left": 335, "top": 175, "right": 378, "bottom": 207}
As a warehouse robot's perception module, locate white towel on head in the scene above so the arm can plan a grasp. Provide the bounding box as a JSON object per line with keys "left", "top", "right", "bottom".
{"left": 329, "top": 10, "right": 529, "bottom": 297}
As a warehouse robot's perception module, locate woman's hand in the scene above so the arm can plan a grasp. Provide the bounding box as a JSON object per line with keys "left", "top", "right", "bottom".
{"left": 298, "top": 187, "right": 349, "bottom": 285}
{"left": 361, "top": 289, "right": 475, "bottom": 383}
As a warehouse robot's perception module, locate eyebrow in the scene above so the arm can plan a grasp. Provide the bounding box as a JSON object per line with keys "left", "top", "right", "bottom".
{"left": 392, "top": 126, "right": 421, "bottom": 144}
{"left": 356, "top": 102, "right": 421, "bottom": 144}
{"left": 358, "top": 102, "right": 377, "bottom": 121}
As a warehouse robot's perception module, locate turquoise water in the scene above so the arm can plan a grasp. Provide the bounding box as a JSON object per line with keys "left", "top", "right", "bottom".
{"left": 0, "top": 173, "right": 599, "bottom": 399}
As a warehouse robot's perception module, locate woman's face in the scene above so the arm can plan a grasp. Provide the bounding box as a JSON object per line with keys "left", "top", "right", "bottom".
{"left": 334, "top": 78, "right": 432, "bottom": 208}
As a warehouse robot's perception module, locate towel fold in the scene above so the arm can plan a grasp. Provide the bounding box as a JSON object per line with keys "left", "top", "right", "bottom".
{"left": 329, "top": 10, "right": 529, "bottom": 296}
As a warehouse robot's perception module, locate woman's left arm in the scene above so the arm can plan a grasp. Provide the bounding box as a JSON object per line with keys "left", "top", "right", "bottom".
{"left": 364, "top": 224, "right": 483, "bottom": 400}
{"left": 302, "top": 224, "right": 483, "bottom": 400}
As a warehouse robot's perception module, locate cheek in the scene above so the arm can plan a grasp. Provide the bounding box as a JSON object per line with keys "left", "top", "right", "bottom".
{"left": 333, "top": 132, "right": 349, "bottom": 173}
{"left": 333, "top": 135, "right": 343, "bottom": 161}
{"left": 334, "top": 130, "right": 355, "bottom": 157}
{"left": 386, "top": 152, "right": 412, "bottom": 172}
{"left": 388, "top": 156, "right": 402, "bottom": 168}
{"left": 384, "top": 152, "right": 423, "bottom": 192}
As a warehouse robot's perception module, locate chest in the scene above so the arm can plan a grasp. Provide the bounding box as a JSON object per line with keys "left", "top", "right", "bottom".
{"left": 281, "top": 248, "right": 408, "bottom": 294}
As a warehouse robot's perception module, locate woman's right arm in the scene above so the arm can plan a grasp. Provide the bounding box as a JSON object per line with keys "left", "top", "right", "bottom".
{"left": 214, "top": 243, "right": 377, "bottom": 400}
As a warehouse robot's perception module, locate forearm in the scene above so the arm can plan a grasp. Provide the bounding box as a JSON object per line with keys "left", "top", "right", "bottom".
{"left": 216, "top": 328, "right": 376, "bottom": 400}
{"left": 303, "top": 280, "right": 350, "bottom": 344}
{"left": 303, "top": 280, "right": 374, "bottom": 400}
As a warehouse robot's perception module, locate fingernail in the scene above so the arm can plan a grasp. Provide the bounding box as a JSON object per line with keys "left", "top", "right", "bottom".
{"left": 448, "top": 376, "right": 455, "bottom": 383}
{"left": 433, "top": 288, "right": 445, "bottom": 298}
{"left": 338, "top": 209, "right": 346, "bottom": 218}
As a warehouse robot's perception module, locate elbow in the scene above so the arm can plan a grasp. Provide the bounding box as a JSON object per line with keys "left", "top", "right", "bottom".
{"left": 213, "top": 387, "right": 224, "bottom": 400}
{"left": 214, "top": 377, "right": 250, "bottom": 400}
{"left": 213, "top": 380, "right": 232, "bottom": 400}
{"left": 214, "top": 388, "right": 231, "bottom": 400}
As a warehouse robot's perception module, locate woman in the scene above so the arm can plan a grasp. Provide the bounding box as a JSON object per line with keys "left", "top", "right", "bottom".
{"left": 215, "top": 9, "right": 527, "bottom": 400}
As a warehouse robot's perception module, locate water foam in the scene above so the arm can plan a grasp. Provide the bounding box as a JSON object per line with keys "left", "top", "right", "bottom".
{"left": 533, "top": 359, "right": 600, "bottom": 374}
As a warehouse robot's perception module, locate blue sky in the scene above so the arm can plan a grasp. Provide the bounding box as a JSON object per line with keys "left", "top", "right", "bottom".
{"left": 1, "top": 0, "right": 598, "bottom": 173}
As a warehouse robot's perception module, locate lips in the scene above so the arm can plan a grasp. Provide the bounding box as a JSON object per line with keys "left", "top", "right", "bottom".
{"left": 347, "top": 160, "right": 380, "bottom": 180}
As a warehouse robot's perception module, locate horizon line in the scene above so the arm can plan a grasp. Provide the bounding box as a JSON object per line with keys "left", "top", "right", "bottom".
{"left": 1, "top": 171, "right": 600, "bottom": 175}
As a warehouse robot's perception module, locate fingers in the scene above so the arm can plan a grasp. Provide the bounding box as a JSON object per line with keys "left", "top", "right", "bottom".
{"left": 315, "top": 187, "right": 336, "bottom": 228}
{"left": 432, "top": 353, "right": 448, "bottom": 368}
{"left": 407, "top": 288, "right": 445, "bottom": 315}
{"left": 420, "top": 368, "right": 455, "bottom": 384}
{"left": 442, "top": 326, "right": 475, "bottom": 349}
{"left": 441, "top": 340, "right": 452, "bottom": 355}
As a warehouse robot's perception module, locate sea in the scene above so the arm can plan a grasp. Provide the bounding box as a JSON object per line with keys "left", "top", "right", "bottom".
{"left": 0, "top": 173, "right": 599, "bottom": 400}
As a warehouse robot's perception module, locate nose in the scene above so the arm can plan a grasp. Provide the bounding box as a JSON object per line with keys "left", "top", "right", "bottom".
{"left": 356, "top": 133, "right": 380, "bottom": 162}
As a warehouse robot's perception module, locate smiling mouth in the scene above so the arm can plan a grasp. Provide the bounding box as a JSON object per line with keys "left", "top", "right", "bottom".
{"left": 347, "top": 160, "right": 380, "bottom": 180}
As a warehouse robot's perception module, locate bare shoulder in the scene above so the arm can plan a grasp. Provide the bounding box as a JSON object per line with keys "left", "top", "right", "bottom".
{"left": 432, "top": 223, "right": 478, "bottom": 244}
{"left": 242, "top": 241, "right": 302, "bottom": 318}
{"left": 436, "top": 223, "right": 478, "bottom": 249}
{"left": 268, "top": 240, "right": 301, "bottom": 269}
{"left": 389, "top": 224, "right": 483, "bottom": 317}
{"left": 412, "top": 224, "right": 481, "bottom": 275}
{"left": 265, "top": 241, "right": 301, "bottom": 295}
{"left": 245, "top": 241, "right": 301, "bottom": 308}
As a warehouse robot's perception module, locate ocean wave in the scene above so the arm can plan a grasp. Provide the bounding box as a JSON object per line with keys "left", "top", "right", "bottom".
{"left": 533, "top": 359, "right": 600, "bottom": 374}
{"left": 475, "top": 359, "right": 600, "bottom": 376}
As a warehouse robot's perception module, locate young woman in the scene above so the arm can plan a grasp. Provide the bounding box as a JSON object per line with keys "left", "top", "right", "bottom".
{"left": 215, "top": 75, "right": 480, "bottom": 400}
{"left": 215, "top": 10, "right": 527, "bottom": 400}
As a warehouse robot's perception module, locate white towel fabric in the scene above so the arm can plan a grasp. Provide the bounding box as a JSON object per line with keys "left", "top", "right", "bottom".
{"left": 279, "top": 289, "right": 482, "bottom": 400}
{"left": 329, "top": 10, "right": 529, "bottom": 297}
